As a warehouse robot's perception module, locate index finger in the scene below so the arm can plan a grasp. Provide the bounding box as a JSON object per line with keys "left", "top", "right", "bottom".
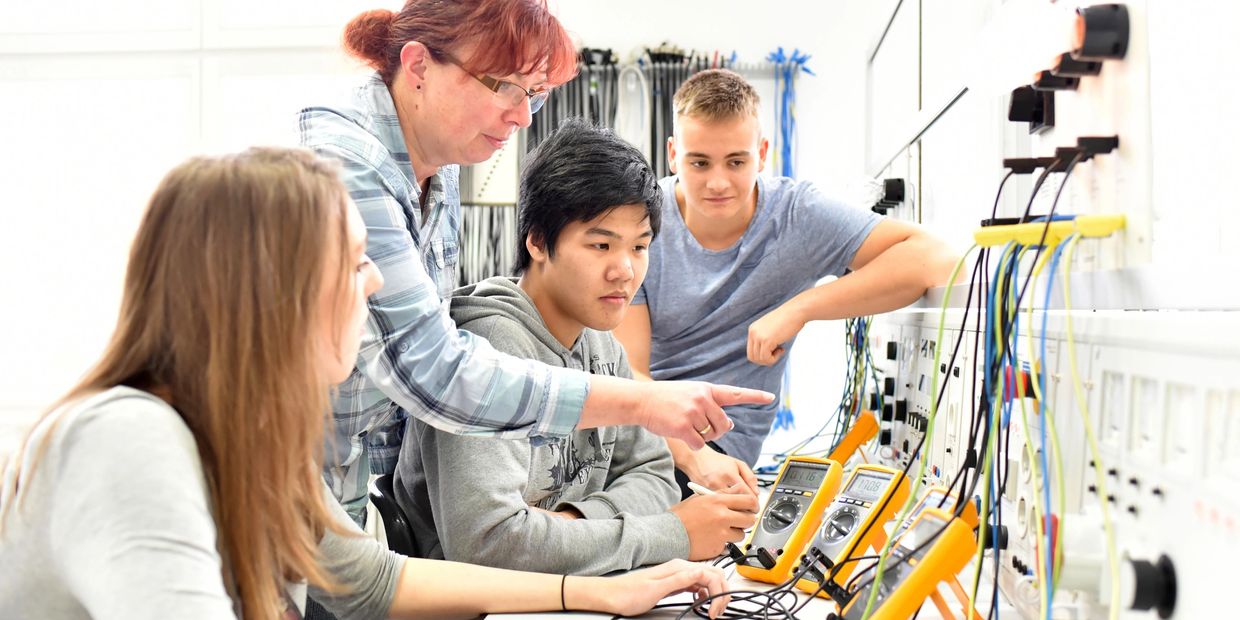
{"left": 709, "top": 384, "right": 775, "bottom": 407}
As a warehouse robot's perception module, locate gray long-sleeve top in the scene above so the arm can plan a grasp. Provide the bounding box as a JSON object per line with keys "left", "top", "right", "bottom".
{"left": 393, "top": 277, "right": 689, "bottom": 575}
{"left": 0, "top": 387, "right": 402, "bottom": 619}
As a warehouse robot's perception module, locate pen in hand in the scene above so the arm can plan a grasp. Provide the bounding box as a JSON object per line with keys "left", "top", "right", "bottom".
{"left": 687, "top": 482, "right": 717, "bottom": 496}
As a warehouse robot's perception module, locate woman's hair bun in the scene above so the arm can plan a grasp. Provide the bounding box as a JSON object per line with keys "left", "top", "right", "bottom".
{"left": 343, "top": 9, "right": 395, "bottom": 68}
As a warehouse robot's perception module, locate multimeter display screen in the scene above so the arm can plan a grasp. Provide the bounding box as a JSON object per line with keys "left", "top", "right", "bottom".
{"left": 845, "top": 472, "right": 890, "bottom": 502}
{"left": 842, "top": 514, "right": 947, "bottom": 620}
{"left": 782, "top": 466, "right": 827, "bottom": 489}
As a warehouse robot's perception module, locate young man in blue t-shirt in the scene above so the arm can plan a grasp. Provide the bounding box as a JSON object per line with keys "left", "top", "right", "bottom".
{"left": 615, "top": 69, "right": 956, "bottom": 497}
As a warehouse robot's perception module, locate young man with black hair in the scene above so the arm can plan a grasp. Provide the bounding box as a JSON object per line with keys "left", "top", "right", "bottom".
{"left": 393, "top": 120, "right": 757, "bottom": 574}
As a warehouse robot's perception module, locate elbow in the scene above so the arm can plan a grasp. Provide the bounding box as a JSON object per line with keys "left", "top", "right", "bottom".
{"left": 910, "top": 232, "right": 960, "bottom": 289}
{"left": 439, "top": 513, "right": 539, "bottom": 570}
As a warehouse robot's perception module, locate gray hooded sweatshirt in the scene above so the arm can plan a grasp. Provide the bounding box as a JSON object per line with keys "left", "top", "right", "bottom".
{"left": 393, "top": 276, "right": 688, "bottom": 574}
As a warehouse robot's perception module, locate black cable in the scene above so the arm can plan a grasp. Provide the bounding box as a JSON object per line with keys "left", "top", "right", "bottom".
{"left": 732, "top": 165, "right": 1029, "bottom": 620}
{"left": 668, "top": 554, "right": 833, "bottom": 620}
{"left": 841, "top": 510, "right": 965, "bottom": 611}
{"left": 1019, "top": 160, "right": 1060, "bottom": 221}
{"left": 1013, "top": 151, "right": 1086, "bottom": 314}
{"left": 990, "top": 170, "right": 1015, "bottom": 221}
{"left": 816, "top": 228, "right": 992, "bottom": 616}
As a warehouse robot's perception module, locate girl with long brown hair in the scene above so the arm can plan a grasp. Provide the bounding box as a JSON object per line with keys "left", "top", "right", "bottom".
{"left": 0, "top": 147, "right": 730, "bottom": 620}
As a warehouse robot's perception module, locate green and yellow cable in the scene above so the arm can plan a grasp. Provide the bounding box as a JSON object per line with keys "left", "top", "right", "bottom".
{"left": 1061, "top": 234, "right": 1120, "bottom": 620}
{"left": 858, "top": 244, "right": 977, "bottom": 620}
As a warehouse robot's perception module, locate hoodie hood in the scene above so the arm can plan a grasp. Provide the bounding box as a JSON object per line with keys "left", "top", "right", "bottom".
{"left": 450, "top": 276, "right": 577, "bottom": 358}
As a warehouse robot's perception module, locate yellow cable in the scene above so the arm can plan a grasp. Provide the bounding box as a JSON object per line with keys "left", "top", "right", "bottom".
{"left": 1020, "top": 239, "right": 1070, "bottom": 615}
{"left": 1061, "top": 235, "right": 1121, "bottom": 620}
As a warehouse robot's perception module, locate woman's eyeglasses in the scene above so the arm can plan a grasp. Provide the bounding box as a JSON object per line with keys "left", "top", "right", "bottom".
{"left": 437, "top": 52, "right": 549, "bottom": 114}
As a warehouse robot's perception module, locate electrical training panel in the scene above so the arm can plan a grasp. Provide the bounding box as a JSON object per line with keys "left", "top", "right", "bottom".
{"left": 848, "top": 2, "right": 1240, "bottom": 618}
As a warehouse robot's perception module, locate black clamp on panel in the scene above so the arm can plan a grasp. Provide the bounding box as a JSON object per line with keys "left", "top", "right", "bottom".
{"left": 1008, "top": 85, "right": 1054, "bottom": 134}
{"left": 1073, "top": 4, "right": 1130, "bottom": 61}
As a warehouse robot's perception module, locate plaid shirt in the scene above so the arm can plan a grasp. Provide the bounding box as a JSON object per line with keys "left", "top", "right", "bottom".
{"left": 299, "top": 74, "right": 588, "bottom": 521}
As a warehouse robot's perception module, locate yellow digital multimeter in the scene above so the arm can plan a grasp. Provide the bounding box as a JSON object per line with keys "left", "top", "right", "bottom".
{"left": 825, "top": 411, "right": 878, "bottom": 465}
{"left": 795, "top": 464, "right": 911, "bottom": 597}
{"left": 889, "top": 486, "right": 982, "bottom": 620}
{"left": 736, "top": 456, "right": 843, "bottom": 584}
{"left": 897, "top": 485, "right": 976, "bottom": 534}
{"left": 834, "top": 507, "right": 978, "bottom": 620}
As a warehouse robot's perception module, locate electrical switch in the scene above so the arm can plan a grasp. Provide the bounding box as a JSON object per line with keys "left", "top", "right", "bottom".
{"left": 1073, "top": 3, "right": 1129, "bottom": 61}
{"left": 1008, "top": 85, "right": 1054, "bottom": 134}
{"left": 1032, "top": 70, "right": 1079, "bottom": 91}
{"left": 1124, "top": 555, "right": 1176, "bottom": 619}
{"left": 1052, "top": 51, "right": 1102, "bottom": 77}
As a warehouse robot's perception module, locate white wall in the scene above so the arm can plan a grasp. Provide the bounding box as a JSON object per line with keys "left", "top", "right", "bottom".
{"left": 0, "top": 0, "right": 393, "bottom": 450}
{"left": 0, "top": 0, "right": 882, "bottom": 461}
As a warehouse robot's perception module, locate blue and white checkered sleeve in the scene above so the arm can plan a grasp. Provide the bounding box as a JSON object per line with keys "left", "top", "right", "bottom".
{"left": 314, "top": 141, "right": 589, "bottom": 448}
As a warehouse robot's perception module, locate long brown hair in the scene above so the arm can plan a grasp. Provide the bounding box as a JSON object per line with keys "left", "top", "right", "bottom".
{"left": 1, "top": 147, "right": 354, "bottom": 620}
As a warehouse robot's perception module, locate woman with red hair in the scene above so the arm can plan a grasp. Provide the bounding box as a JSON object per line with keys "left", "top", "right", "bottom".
{"left": 299, "top": 0, "right": 771, "bottom": 534}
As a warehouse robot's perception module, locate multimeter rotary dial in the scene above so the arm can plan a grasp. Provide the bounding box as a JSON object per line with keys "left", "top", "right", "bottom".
{"left": 762, "top": 497, "right": 801, "bottom": 533}
{"left": 822, "top": 506, "right": 860, "bottom": 543}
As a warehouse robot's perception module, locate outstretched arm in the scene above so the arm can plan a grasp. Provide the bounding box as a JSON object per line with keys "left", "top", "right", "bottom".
{"left": 388, "top": 558, "right": 729, "bottom": 618}
{"left": 614, "top": 304, "right": 759, "bottom": 493}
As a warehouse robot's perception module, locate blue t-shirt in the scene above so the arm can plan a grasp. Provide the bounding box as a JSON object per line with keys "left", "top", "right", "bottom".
{"left": 633, "top": 175, "right": 881, "bottom": 465}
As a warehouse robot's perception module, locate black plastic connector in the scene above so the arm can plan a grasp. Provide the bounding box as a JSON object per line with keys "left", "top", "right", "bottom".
{"left": 882, "top": 178, "right": 905, "bottom": 203}
{"left": 980, "top": 214, "right": 1052, "bottom": 227}
{"left": 1055, "top": 145, "right": 1087, "bottom": 165}
{"left": 982, "top": 524, "right": 1009, "bottom": 550}
{"left": 1053, "top": 52, "right": 1102, "bottom": 77}
{"left": 1032, "top": 70, "right": 1079, "bottom": 92}
{"left": 1129, "top": 555, "right": 1177, "bottom": 618}
{"left": 1078, "top": 135, "right": 1119, "bottom": 158}
{"left": 1073, "top": 4, "right": 1130, "bottom": 61}
{"left": 871, "top": 178, "right": 906, "bottom": 215}
{"left": 886, "top": 341, "right": 898, "bottom": 360}
{"left": 756, "top": 547, "right": 779, "bottom": 570}
{"left": 1002, "top": 156, "right": 1059, "bottom": 175}
{"left": 725, "top": 542, "right": 747, "bottom": 563}
{"left": 1008, "top": 86, "right": 1054, "bottom": 134}
{"left": 894, "top": 399, "right": 908, "bottom": 423}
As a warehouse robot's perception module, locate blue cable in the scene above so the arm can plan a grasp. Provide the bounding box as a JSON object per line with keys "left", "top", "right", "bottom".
{"left": 764, "top": 47, "right": 814, "bottom": 178}
{"left": 773, "top": 360, "right": 796, "bottom": 433}
{"left": 1038, "top": 235, "right": 1074, "bottom": 617}
{"left": 981, "top": 244, "right": 1011, "bottom": 414}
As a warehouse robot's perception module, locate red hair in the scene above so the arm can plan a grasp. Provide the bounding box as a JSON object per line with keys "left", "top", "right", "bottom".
{"left": 344, "top": 0, "right": 578, "bottom": 86}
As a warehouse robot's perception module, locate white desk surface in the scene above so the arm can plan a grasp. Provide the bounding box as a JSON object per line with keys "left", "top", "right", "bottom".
{"left": 487, "top": 485, "right": 1015, "bottom": 620}
{"left": 488, "top": 559, "right": 1011, "bottom": 620}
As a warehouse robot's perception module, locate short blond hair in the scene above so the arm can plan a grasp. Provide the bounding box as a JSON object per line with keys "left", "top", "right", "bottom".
{"left": 673, "top": 69, "right": 761, "bottom": 125}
